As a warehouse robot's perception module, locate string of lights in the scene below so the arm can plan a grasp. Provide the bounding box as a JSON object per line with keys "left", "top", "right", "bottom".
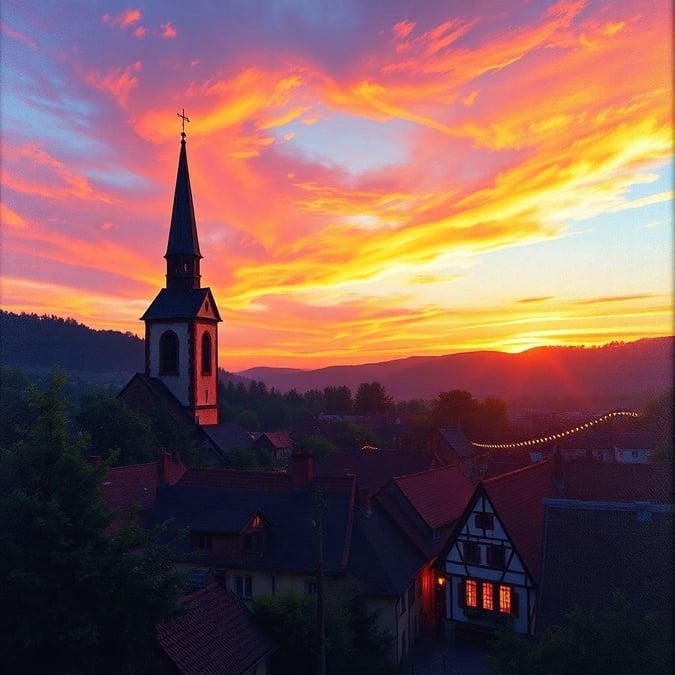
{"left": 471, "top": 410, "right": 640, "bottom": 450}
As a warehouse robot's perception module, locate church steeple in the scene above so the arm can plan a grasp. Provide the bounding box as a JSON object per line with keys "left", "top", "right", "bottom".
{"left": 165, "top": 128, "right": 202, "bottom": 291}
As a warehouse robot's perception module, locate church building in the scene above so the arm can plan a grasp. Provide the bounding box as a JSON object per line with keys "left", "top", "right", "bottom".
{"left": 119, "top": 125, "right": 230, "bottom": 449}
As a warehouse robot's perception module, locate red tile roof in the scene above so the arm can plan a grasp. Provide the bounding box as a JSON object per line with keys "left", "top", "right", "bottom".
{"left": 483, "top": 459, "right": 558, "bottom": 581}
{"left": 102, "top": 463, "right": 159, "bottom": 513}
{"left": 255, "top": 431, "right": 293, "bottom": 449}
{"left": 393, "top": 465, "right": 475, "bottom": 531}
{"left": 157, "top": 584, "right": 276, "bottom": 675}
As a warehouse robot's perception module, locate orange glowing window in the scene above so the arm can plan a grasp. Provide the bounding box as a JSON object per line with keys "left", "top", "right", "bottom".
{"left": 482, "top": 582, "right": 494, "bottom": 610}
{"left": 499, "top": 585, "right": 511, "bottom": 613}
{"left": 465, "top": 579, "right": 478, "bottom": 608}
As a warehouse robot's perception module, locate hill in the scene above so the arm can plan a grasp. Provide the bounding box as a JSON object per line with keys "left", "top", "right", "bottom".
{"left": 240, "top": 337, "right": 674, "bottom": 407}
{"left": 2, "top": 311, "right": 671, "bottom": 408}
{"left": 0, "top": 311, "right": 144, "bottom": 376}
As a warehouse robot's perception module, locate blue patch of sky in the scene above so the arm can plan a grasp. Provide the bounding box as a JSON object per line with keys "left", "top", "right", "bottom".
{"left": 278, "top": 112, "right": 411, "bottom": 174}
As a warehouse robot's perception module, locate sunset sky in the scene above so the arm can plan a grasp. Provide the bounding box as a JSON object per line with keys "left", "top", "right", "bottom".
{"left": 1, "top": 1, "right": 672, "bottom": 371}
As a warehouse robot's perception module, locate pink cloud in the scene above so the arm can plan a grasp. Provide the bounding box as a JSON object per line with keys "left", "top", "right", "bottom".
{"left": 1, "top": 20, "right": 37, "bottom": 48}
{"left": 393, "top": 20, "right": 415, "bottom": 40}
{"left": 161, "top": 22, "right": 176, "bottom": 39}
{"left": 85, "top": 61, "right": 142, "bottom": 108}
{"left": 102, "top": 9, "right": 142, "bottom": 30}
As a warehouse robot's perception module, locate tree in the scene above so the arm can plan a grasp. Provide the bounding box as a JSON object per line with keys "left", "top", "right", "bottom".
{"left": 354, "top": 382, "right": 394, "bottom": 415}
{"left": 0, "top": 372, "right": 184, "bottom": 674}
{"left": 489, "top": 591, "right": 672, "bottom": 675}
{"left": 253, "top": 590, "right": 394, "bottom": 675}
{"left": 323, "top": 386, "right": 353, "bottom": 414}
{"left": 77, "top": 391, "right": 155, "bottom": 465}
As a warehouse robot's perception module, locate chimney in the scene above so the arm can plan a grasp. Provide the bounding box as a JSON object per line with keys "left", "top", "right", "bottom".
{"left": 158, "top": 449, "right": 172, "bottom": 485}
{"left": 292, "top": 447, "right": 313, "bottom": 488}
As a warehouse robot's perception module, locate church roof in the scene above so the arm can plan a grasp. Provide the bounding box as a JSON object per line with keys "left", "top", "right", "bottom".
{"left": 166, "top": 134, "right": 201, "bottom": 259}
{"left": 141, "top": 287, "right": 221, "bottom": 321}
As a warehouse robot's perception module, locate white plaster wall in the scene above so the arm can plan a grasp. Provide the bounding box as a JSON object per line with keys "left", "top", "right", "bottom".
{"left": 147, "top": 322, "right": 191, "bottom": 406}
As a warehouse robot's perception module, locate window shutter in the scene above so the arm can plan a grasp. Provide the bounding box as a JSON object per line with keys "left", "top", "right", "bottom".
{"left": 512, "top": 591, "right": 520, "bottom": 617}
{"left": 458, "top": 581, "right": 466, "bottom": 608}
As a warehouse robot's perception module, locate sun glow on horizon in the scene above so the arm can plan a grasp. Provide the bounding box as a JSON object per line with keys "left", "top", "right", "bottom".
{"left": 0, "top": 1, "right": 672, "bottom": 372}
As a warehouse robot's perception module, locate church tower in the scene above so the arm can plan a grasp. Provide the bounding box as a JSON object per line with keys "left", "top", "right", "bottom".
{"left": 141, "top": 126, "right": 221, "bottom": 425}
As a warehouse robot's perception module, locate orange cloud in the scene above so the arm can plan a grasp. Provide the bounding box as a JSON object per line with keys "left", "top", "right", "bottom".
{"left": 86, "top": 61, "right": 142, "bottom": 108}
{"left": 102, "top": 9, "right": 142, "bottom": 30}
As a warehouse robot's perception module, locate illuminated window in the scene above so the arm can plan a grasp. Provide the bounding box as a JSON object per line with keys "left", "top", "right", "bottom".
{"left": 465, "top": 579, "right": 478, "bottom": 608}
{"left": 251, "top": 515, "right": 262, "bottom": 529}
{"left": 482, "top": 582, "right": 494, "bottom": 610}
{"left": 499, "top": 585, "right": 511, "bottom": 613}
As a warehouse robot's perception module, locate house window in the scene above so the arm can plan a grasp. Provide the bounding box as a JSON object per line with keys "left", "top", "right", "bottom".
{"left": 482, "top": 582, "right": 494, "bottom": 611}
{"left": 159, "top": 330, "right": 179, "bottom": 374}
{"left": 499, "top": 585, "right": 511, "bottom": 613}
{"left": 463, "top": 541, "right": 481, "bottom": 565}
{"left": 465, "top": 579, "right": 478, "bottom": 608}
{"left": 305, "top": 581, "right": 318, "bottom": 596}
{"left": 197, "top": 533, "right": 212, "bottom": 551}
{"left": 201, "top": 332, "right": 212, "bottom": 374}
{"left": 236, "top": 575, "right": 252, "bottom": 599}
{"left": 244, "top": 532, "right": 263, "bottom": 553}
{"left": 486, "top": 545, "right": 506, "bottom": 569}
{"left": 474, "top": 512, "right": 494, "bottom": 530}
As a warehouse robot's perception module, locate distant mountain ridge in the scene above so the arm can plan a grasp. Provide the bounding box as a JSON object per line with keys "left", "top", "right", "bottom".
{"left": 1, "top": 311, "right": 671, "bottom": 406}
{"left": 240, "top": 338, "right": 674, "bottom": 405}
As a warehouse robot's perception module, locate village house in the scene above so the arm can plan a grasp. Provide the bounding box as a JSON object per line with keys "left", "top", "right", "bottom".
{"left": 439, "top": 456, "right": 673, "bottom": 639}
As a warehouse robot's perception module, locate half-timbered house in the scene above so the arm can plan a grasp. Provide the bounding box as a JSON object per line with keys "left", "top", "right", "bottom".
{"left": 441, "top": 460, "right": 557, "bottom": 636}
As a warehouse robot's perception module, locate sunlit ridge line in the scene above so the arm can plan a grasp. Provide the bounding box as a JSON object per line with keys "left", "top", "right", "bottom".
{"left": 470, "top": 411, "right": 641, "bottom": 450}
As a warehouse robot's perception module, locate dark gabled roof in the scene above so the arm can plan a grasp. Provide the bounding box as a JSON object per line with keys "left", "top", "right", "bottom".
{"left": 166, "top": 136, "right": 201, "bottom": 259}
{"left": 118, "top": 373, "right": 202, "bottom": 431}
{"left": 201, "top": 423, "right": 253, "bottom": 452}
{"left": 537, "top": 499, "right": 675, "bottom": 633}
{"left": 253, "top": 431, "right": 294, "bottom": 450}
{"left": 348, "top": 502, "right": 427, "bottom": 596}
{"left": 141, "top": 287, "right": 221, "bottom": 321}
{"left": 438, "top": 428, "right": 478, "bottom": 459}
{"left": 315, "top": 448, "right": 437, "bottom": 495}
{"left": 157, "top": 584, "right": 276, "bottom": 675}
{"left": 152, "top": 470, "right": 357, "bottom": 575}
{"left": 482, "top": 459, "right": 559, "bottom": 581}
{"left": 556, "top": 459, "right": 673, "bottom": 504}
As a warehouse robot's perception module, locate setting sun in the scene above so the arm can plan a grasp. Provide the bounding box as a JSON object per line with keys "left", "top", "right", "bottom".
{"left": 1, "top": 0, "right": 672, "bottom": 371}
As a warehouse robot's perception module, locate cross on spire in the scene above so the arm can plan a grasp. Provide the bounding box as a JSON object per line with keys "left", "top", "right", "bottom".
{"left": 177, "top": 108, "right": 190, "bottom": 136}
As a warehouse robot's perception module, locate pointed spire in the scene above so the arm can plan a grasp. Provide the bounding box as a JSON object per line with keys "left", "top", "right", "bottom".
{"left": 165, "top": 126, "right": 202, "bottom": 291}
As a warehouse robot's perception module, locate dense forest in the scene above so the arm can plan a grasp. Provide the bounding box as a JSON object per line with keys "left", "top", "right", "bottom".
{"left": 0, "top": 311, "right": 144, "bottom": 374}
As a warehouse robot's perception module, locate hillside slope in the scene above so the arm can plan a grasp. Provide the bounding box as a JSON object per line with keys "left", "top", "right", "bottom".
{"left": 240, "top": 337, "right": 673, "bottom": 404}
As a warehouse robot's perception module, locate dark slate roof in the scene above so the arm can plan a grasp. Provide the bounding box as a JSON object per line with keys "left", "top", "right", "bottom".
{"left": 157, "top": 584, "right": 276, "bottom": 675}
{"left": 556, "top": 459, "right": 673, "bottom": 503}
{"left": 118, "top": 373, "right": 202, "bottom": 431}
{"left": 348, "top": 502, "right": 427, "bottom": 596}
{"left": 438, "top": 428, "right": 478, "bottom": 459}
{"left": 102, "top": 463, "right": 159, "bottom": 513}
{"left": 141, "top": 287, "right": 221, "bottom": 321}
{"left": 253, "top": 431, "right": 294, "bottom": 450}
{"left": 537, "top": 499, "right": 675, "bottom": 633}
{"left": 202, "top": 423, "right": 253, "bottom": 452}
{"left": 315, "top": 448, "right": 437, "bottom": 495}
{"left": 152, "top": 470, "right": 356, "bottom": 575}
{"left": 482, "top": 460, "right": 559, "bottom": 581}
{"left": 166, "top": 136, "right": 201, "bottom": 258}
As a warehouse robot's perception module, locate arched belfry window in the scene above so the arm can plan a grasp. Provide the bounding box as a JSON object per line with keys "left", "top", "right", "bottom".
{"left": 201, "top": 332, "right": 212, "bottom": 374}
{"left": 159, "top": 330, "right": 179, "bottom": 375}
